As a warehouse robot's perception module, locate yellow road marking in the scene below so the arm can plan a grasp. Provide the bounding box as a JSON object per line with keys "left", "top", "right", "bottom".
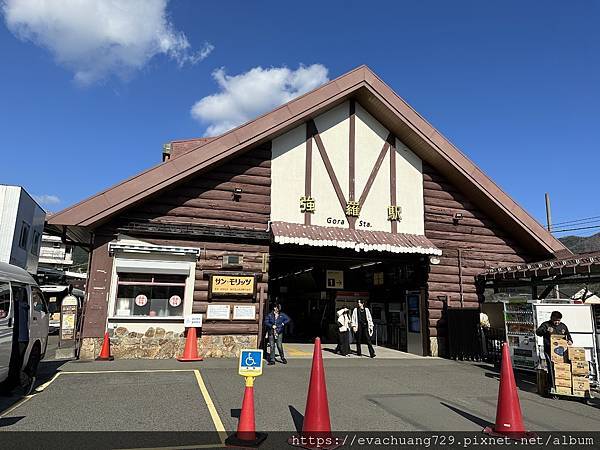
{"left": 285, "top": 346, "right": 312, "bottom": 356}
{"left": 2, "top": 367, "right": 228, "bottom": 450}
{"left": 34, "top": 372, "right": 62, "bottom": 392}
{"left": 194, "top": 369, "right": 227, "bottom": 444}
{"left": 0, "top": 394, "right": 34, "bottom": 418}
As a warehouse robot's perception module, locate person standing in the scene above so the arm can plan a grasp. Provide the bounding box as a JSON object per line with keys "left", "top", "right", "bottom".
{"left": 335, "top": 307, "right": 351, "bottom": 356}
{"left": 351, "top": 299, "right": 375, "bottom": 358}
{"left": 264, "top": 303, "right": 290, "bottom": 365}
{"left": 535, "top": 310, "right": 573, "bottom": 392}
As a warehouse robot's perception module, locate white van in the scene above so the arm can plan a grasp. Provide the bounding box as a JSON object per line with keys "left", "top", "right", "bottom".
{"left": 0, "top": 262, "right": 49, "bottom": 393}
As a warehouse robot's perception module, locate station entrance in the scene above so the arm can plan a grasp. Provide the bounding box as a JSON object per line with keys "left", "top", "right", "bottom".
{"left": 269, "top": 246, "right": 429, "bottom": 355}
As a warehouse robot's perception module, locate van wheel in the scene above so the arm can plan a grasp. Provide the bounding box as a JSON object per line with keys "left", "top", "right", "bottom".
{"left": 19, "top": 344, "right": 41, "bottom": 396}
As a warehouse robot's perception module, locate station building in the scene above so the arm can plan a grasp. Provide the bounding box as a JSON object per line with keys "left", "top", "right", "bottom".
{"left": 47, "top": 66, "right": 569, "bottom": 359}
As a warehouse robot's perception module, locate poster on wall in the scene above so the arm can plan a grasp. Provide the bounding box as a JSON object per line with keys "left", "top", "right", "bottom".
{"left": 210, "top": 275, "right": 255, "bottom": 297}
{"left": 233, "top": 305, "right": 256, "bottom": 320}
{"left": 206, "top": 304, "right": 231, "bottom": 320}
{"left": 326, "top": 270, "right": 344, "bottom": 289}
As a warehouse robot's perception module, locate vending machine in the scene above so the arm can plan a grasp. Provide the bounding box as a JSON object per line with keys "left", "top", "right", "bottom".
{"left": 503, "top": 300, "right": 538, "bottom": 371}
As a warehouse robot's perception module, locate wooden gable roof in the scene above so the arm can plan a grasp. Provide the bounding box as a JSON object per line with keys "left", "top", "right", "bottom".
{"left": 48, "top": 65, "right": 568, "bottom": 258}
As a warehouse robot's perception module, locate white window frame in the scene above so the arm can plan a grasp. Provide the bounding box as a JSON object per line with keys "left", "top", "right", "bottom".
{"left": 107, "top": 251, "right": 197, "bottom": 322}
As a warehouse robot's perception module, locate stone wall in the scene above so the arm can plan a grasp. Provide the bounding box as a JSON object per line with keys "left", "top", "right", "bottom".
{"left": 79, "top": 326, "right": 258, "bottom": 360}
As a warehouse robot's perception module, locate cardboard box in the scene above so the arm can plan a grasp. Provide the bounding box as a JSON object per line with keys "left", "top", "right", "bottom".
{"left": 567, "top": 347, "right": 586, "bottom": 362}
{"left": 572, "top": 376, "right": 590, "bottom": 392}
{"left": 571, "top": 361, "right": 590, "bottom": 376}
{"left": 550, "top": 335, "right": 568, "bottom": 363}
{"left": 555, "top": 386, "right": 572, "bottom": 396}
{"left": 553, "top": 362, "right": 571, "bottom": 379}
{"left": 554, "top": 377, "right": 572, "bottom": 388}
{"left": 571, "top": 389, "right": 588, "bottom": 397}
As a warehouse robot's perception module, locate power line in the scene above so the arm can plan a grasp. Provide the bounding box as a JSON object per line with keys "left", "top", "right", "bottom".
{"left": 551, "top": 219, "right": 600, "bottom": 231}
{"left": 552, "top": 214, "right": 600, "bottom": 227}
{"left": 552, "top": 224, "right": 600, "bottom": 234}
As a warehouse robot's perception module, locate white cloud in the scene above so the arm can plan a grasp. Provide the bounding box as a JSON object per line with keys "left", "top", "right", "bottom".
{"left": 1, "top": 0, "right": 213, "bottom": 85}
{"left": 33, "top": 194, "right": 61, "bottom": 207}
{"left": 191, "top": 64, "right": 329, "bottom": 136}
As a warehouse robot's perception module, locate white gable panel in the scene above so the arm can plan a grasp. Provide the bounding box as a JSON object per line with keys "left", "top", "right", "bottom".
{"left": 396, "top": 138, "right": 425, "bottom": 234}
{"left": 354, "top": 103, "right": 389, "bottom": 199}
{"left": 311, "top": 141, "right": 346, "bottom": 228}
{"left": 358, "top": 151, "right": 391, "bottom": 232}
{"left": 314, "top": 102, "right": 350, "bottom": 201}
{"left": 270, "top": 101, "right": 424, "bottom": 236}
{"left": 271, "top": 123, "right": 306, "bottom": 224}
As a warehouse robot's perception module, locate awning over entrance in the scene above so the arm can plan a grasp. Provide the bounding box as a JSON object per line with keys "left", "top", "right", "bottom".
{"left": 270, "top": 221, "right": 441, "bottom": 256}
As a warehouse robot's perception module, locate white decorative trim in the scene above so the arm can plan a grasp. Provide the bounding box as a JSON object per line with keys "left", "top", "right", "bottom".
{"left": 273, "top": 234, "right": 441, "bottom": 256}
{"left": 109, "top": 242, "right": 200, "bottom": 257}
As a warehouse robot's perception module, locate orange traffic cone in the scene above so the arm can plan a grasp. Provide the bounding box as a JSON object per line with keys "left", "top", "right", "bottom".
{"left": 289, "top": 337, "right": 340, "bottom": 449}
{"left": 177, "top": 327, "right": 203, "bottom": 362}
{"left": 96, "top": 332, "right": 114, "bottom": 361}
{"left": 484, "top": 342, "right": 535, "bottom": 439}
{"left": 225, "top": 377, "right": 268, "bottom": 447}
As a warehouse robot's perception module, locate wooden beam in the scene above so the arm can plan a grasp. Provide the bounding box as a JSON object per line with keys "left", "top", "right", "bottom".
{"left": 305, "top": 122, "right": 313, "bottom": 225}
{"left": 389, "top": 134, "right": 397, "bottom": 233}
{"left": 349, "top": 100, "right": 356, "bottom": 230}
{"left": 358, "top": 133, "right": 392, "bottom": 206}
{"left": 309, "top": 120, "right": 347, "bottom": 215}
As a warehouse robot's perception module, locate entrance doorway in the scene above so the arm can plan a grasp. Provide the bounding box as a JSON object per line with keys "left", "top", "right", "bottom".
{"left": 268, "top": 246, "right": 428, "bottom": 354}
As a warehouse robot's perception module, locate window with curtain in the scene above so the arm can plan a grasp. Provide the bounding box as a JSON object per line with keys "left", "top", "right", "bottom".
{"left": 114, "top": 273, "right": 186, "bottom": 317}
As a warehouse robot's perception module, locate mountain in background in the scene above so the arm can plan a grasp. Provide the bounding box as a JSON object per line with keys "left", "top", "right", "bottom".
{"left": 559, "top": 232, "right": 600, "bottom": 254}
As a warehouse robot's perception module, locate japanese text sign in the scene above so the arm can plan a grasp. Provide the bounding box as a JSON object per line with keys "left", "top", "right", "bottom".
{"left": 210, "top": 275, "right": 255, "bottom": 296}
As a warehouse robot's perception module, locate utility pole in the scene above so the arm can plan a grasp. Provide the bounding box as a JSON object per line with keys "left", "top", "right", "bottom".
{"left": 545, "top": 193, "right": 560, "bottom": 299}
{"left": 545, "top": 192, "right": 552, "bottom": 232}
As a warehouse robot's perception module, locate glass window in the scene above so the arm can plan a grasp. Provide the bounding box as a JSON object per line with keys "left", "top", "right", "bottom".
{"left": 0, "top": 283, "right": 10, "bottom": 319}
{"left": 31, "top": 231, "right": 40, "bottom": 255}
{"left": 31, "top": 287, "right": 48, "bottom": 314}
{"left": 19, "top": 222, "right": 30, "bottom": 249}
{"left": 114, "top": 273, "right": 186, "bottom": 318}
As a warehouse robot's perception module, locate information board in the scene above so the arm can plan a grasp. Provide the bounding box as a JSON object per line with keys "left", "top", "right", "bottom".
{"left": 233, "top": 305, "right": 256, "bottom": 320}
{"left": 206, "top": 304, "right": 231, "bottom": 320}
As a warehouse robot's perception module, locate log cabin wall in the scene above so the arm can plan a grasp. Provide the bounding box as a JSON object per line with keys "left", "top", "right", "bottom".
{"left": 79, "top": 144, "right": 271, "bottom": 359}
{"left": 422, "top": 163, "right": 543, "bottom": 356}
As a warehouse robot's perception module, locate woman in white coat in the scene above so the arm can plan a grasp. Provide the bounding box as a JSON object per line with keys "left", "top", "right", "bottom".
{"left": 335, "top": 307, "right": 351, "bottom": 356}
{"left": 351, "top": 299, "right": 376, "bottom": 358}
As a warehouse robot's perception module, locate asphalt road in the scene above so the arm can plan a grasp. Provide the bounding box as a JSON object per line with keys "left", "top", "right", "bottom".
{"left": 1, "top": 355, "right": 599, "bottom": 435}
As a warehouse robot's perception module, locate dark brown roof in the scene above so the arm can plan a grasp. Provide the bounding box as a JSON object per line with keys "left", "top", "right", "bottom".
{"left": 271, "top": 221, "right": 441, "bottom": 255}
{"left": 48, "top": 65, "right": 568, "bottom": 258}
{"left": 478, "top": 251, "right": 600, "bottom": 280}
{"left": 170, "top": 137, "right": 217, "bottom": 158}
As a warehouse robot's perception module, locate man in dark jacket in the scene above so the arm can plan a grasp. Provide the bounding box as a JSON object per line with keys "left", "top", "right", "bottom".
{"left": 264, "top": 303, "right": 290, "bottom": 365}
{"left": 536, "top": 310, "right": 572, "bottom": 392}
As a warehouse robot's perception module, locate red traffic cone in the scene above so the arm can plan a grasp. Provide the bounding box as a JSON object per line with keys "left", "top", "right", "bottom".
{"left": 177, "top": 327, "right": 203, "bottom": 362}
{"left": 484, "top": 342, "right": 534, "bottom": 439}
{"left": 96, "top": 332, "right": 114, "bottom": 361}
{"left": 225, "top": 377, "right": 268, "bottom": 447}
{"left": 289, "top": 337, "right": 340, "bottom": 450}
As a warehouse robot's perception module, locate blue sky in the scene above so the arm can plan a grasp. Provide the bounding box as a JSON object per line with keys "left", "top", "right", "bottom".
{"left": 1, "top": 1, "right": 598, "bottom": 236}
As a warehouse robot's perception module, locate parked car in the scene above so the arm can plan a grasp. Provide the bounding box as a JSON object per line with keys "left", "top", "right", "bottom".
{"left": 40, "top": 285, "right": 84, "bottom": 334}
{"left": 0, "top": 262, "right": 49, "bottom": 395}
